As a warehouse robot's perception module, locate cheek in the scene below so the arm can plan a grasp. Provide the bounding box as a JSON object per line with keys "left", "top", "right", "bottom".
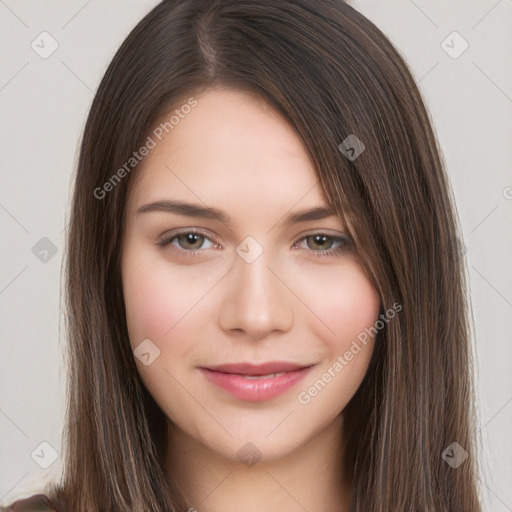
{"left": 122, "top": 250, "right": 217, "bottom": 385}
{"left": 303, "top": 263, "right": 381, "bottom": 346}
{"left": 123, "top": 254, "right": 199, "bottom": 349}
{"left": 293, "top": 265, "right": 380, "bottom": 414}
{"left": 121, "top": 254, "right": 206, "bottom": 426}
{"left": 124, "top": 281, "right": 173, "bottom": 349}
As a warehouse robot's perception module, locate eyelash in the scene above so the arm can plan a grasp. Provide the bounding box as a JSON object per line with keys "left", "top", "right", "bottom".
{"left": 156, "top": 230, "right": 351, "bottom": 259}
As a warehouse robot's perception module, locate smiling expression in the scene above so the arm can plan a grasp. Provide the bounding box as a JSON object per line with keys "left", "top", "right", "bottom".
{"left": 121, "top": 87, "right": 381, "bottom": 462}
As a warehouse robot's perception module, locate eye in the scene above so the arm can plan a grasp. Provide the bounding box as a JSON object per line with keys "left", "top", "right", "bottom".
{"left": 157, "top": 230, "right": 218, "bottom": 256}
{"left": 294, "top": 233, "right": 352, "bottom": 257}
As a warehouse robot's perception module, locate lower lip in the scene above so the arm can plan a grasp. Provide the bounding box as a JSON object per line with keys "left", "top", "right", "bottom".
{"left": 199, "top": 366, "right": 314, "bottom": 402}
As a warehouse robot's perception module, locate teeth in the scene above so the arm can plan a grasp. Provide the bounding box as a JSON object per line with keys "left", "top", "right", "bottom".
{"left": 242, "top": 372, "right": 286, "bottom": 379}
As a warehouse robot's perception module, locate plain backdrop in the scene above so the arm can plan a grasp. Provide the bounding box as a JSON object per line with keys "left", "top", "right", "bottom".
{"left": 0, "top": 1, "right": 511, "bottom": 510}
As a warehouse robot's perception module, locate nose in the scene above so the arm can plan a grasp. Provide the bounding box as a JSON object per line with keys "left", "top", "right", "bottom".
{"left": 218, "top": 246, "right": 294, "bottom": 340}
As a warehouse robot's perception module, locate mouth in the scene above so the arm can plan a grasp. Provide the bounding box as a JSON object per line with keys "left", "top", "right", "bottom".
{"left": 198, "top": 361, "right": 316, "bottom": 402}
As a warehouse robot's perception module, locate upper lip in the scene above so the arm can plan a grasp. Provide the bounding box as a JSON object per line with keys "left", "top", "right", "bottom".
{"left": 202, "top": 361, "right": 314, "bottom": 375}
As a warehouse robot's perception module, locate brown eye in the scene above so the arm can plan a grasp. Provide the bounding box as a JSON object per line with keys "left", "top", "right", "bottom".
{"left": 306, "top": 234, "right": 336, "bottom": 251}
{"left": 296, "top": 233, "right": 351, "bottom": 257}
{"left": 157, "top": 230, "right": 217, "bottom": 255}
{"left": 175, "top": 232, "right": 205, "bottom": 250}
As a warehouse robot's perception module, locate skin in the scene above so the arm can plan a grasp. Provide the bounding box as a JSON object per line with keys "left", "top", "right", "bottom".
{"left": 121, "top": 87, "right": 381, "bottom": 512}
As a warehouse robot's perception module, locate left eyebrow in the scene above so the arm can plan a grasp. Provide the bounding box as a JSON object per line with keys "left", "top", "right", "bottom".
{"left": 135, "top": 199, "right": 337, "bottom": 227}
{"left": 285, "top": 206, "right": 337, "bottom": 224}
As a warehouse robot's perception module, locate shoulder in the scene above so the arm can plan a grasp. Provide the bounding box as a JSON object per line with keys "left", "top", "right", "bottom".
{"left": 1, "top": 494, "right": 60, "bottom": 512}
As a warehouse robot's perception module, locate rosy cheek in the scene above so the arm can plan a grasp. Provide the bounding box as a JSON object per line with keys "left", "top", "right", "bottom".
{"left": 348, "top": 278, "right": 380, "bottom": 325}
{"left": 123, "top": 262, "right": 177, "bottom": 349}
{"left": 123, "top": 259, "right": 210, "bottom": 359}
{"left": 316, "top": 269, "right": 380, "bottom": 346}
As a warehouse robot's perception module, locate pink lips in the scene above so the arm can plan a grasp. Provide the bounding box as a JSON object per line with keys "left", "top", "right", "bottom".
{"left": 199, "top": 361, "right": 315, "bottom": 402}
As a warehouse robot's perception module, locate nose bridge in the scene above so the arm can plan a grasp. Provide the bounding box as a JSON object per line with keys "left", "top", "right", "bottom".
{"left": 218, "top": 237, "right": 294, "bottom": 338}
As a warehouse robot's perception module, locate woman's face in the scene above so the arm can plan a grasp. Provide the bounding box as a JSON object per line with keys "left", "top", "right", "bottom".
{"left": 121, "top": 87, "right": 380, "bottom": 463}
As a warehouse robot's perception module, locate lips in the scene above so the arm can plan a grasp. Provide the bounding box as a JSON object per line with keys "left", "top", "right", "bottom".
{"left": 199, "top": 361, "right": 316, "bottom": 402}
{"left": 203, "top": 361, "right": 313, "bottom": 376}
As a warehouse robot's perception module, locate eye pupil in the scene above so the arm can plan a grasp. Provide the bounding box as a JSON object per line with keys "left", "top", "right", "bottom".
{"left": 179, "top": 232, "right": 203, "bottom": 249}
{"left": 309, "top": 234, "right": 331, "bottom": 250}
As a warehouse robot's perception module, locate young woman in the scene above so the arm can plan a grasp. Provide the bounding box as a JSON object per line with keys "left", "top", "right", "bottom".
{"left": 3, "top": 0, "right": 482, "bottom": 510}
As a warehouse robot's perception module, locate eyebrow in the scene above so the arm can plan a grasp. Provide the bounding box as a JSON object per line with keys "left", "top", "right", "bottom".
{"left": 135, "top": 199, "right": 337, "bottom": 226}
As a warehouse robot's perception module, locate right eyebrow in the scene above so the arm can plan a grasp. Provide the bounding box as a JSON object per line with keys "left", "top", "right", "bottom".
{"left": 136, "top": 199, "right": 232, "bottom": 224}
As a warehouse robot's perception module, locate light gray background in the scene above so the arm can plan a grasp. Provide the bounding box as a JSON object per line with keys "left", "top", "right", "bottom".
{"left": 0, "top": 0, "right": 511, "bottom": 510}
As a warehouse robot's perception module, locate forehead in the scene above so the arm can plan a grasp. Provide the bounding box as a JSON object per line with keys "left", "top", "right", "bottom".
{"left": 128, "top": 87, "right": 326, "bottom": 210}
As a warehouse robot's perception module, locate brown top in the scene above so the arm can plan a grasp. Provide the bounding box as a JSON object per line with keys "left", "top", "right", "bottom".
{"left": 3, "top": 494, "right": 62, "bottom": 512}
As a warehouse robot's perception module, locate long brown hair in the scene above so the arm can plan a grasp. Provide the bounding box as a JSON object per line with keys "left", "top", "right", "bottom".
{"left": 20, "top": 0, "right": 483, "bottom": 510}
